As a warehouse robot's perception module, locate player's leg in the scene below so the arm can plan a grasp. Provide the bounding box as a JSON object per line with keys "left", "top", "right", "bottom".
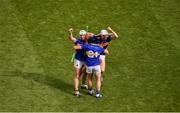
{"left": 73, "top": 59, "right": 83, "bottom": 97}
{"left": 96, "top": 72, "right": 101, "bottom": 91}
{"left": 80, "top": 65, "right": 88, "bottom": 89}
{"left": 94, "top": 65, "right": 103, "bottom": 98}
{"left": 100, "top": 55, "right": 106, "bottom": 82}
{"left": 88, "top": 74, "right": 93, "bottom": 90}
{"left": 100, "top": 55, "right": 106, "bottom": 73}
{"left": 74, "top": 68, "right": 81, "bottom": 96}
{"left": 86, "top": 66, "right": 94, "bottom": 95}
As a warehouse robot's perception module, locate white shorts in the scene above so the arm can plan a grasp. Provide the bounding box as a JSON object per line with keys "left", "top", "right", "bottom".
{"left": 100, "top": 55, "right": 106, "bottom": 61}
{"left": 86, "top": 65, "right": 101, "bottom": 74}
{"left": 74, "top": 59, "right": 85, "bottom": 69}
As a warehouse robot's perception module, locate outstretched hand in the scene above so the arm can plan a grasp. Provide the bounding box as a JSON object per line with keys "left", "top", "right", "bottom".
{"left": 69, "top": 28, "right": 73, "bottom": 32}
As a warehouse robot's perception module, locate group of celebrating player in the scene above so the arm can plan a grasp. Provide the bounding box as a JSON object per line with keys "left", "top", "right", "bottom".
{"left": 68, "top": 26, "right": 118, "bottom": 98}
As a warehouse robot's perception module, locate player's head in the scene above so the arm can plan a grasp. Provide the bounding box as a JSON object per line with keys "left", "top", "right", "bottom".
{"left": 100, "top": 29, "right": 109, "bottom": 39}
{"left": 79, "top": 30, "right": 86, "bottom": 40}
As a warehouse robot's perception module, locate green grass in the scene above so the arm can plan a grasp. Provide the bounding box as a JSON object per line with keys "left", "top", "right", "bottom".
{"left": 0, "top": 0, "right": 180, "bottom": 112}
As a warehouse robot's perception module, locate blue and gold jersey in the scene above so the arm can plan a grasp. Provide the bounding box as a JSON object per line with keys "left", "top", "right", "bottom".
{"left": 81, "top": 44, "right": 105, "bottom": 66}
{"left": 74, "top": 38, "right": 86, "bottom": 62}
{"left": 88, "top": 34, "right": 112, "bottom": 55}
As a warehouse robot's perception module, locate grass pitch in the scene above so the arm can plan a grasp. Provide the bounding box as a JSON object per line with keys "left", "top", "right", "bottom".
{"left": 0, "top": 0, "right": 180, "bottom": 112}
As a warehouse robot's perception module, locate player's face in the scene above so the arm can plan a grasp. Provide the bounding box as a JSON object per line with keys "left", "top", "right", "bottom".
{"left": 101, "top": 35, "right": 108, "bottom": 39}
{"left": 80, "top": 34, "right": 86, "bottom": 40}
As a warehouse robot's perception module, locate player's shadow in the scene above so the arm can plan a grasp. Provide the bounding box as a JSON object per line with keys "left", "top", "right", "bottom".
{"left": 4, "top": 71, "right": 74, "bottom": 95}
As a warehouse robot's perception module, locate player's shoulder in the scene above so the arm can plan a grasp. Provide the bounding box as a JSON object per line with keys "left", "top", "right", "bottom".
{"left": 106, "top": 34, "right": 113, "bottom": 41}
{"left": 108, "top": 34, "right": 113, "bottom": 38}
{"left": 76, "top": 37, "right": 85, "bottom": 43}
{"left": 88, "top": 34, "right": 102, "bottom": 44}
{"left": 94, "top": 34, "right": 101, "bottom": 38}
{"left": 74, "top": 37, "right": 80, "bottom": 42}
{"left": 76, "top": 37, "right": 81, "bottom": 41}
{"left": 95, "top": 45, "right": 104, "bottom": 53}
{"left": 81, "top": 43, "right": 90, "bottom": 49}
{"left": 92, "top": 44, "right": 103, "bottom": 49}
{"left": 98, "top": 45, "right": 105, "bottom": 52}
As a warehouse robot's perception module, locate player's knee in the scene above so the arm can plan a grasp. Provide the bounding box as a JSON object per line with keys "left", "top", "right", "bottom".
{"left": 101, "top": 70, "right": 105, "bottom": 74}
{"left": 100, "top": 65, "right": 105, "bottom": 71}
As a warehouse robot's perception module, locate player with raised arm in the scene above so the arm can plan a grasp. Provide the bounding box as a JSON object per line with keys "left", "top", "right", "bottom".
{"left": 88, "top": 27, "right": 119, "bottom": 82}
{"left": 68, "top": 28, "right": 87, "bottom": 97}
{"left": 100, "top": 27, "right": 118, "bottom": 80}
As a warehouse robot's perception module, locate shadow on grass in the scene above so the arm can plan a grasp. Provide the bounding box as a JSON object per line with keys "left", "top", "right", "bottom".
{"left": 1, "top": 71, "right": 74, "bottom": 96}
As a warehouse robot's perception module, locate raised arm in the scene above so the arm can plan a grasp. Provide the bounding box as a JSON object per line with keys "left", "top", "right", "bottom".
{"left": 68, "top": 28, "right": 77, "bottom": 42}
{"left": 107, "top": 26, "right": 119, "bottom": 40}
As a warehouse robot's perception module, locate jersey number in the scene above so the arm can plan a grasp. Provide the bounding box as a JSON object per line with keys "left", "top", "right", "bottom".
{"left": 86, "top": 50, "right": 99, "bottom": 58}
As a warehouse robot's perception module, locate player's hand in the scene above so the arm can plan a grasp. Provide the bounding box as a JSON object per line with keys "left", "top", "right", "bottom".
{"left": 69, "top": 28, "right": 73, "bottom": 32}
{"left": 74, "top": 45, "right": 81, "bottom": 50}
{"left": 107, "top": 26, "right": 112, "bottom": 31}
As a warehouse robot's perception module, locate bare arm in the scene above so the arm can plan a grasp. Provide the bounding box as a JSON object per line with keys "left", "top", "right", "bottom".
{"left": 104, "top": 49, "right": 109, "bottom": 54}
{"left": 68, "top": 28, "right": 77, "bottom": 42}
{"left": 73, "top": 45, "right": 81, "bottom": 50}
{"left": 107, "top": 26, "right": 119, "bottom": 40}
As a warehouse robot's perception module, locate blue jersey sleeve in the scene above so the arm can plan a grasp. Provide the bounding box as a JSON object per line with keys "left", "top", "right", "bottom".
{"left": 107, "top": 35, "right": 112, "bottom": 42}
{"left": 75, "top": 38, "right": 81, "bottom": 44}
{"left": 81, "top": 44, "right": 89, "bottom": 50}
{"left": 98, "top": 47, "right": 105, "bottom": 54}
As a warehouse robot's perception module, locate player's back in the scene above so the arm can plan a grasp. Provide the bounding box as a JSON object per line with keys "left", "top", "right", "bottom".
{"left": 82, "top": 44, "right": 104, "bottom": 66}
